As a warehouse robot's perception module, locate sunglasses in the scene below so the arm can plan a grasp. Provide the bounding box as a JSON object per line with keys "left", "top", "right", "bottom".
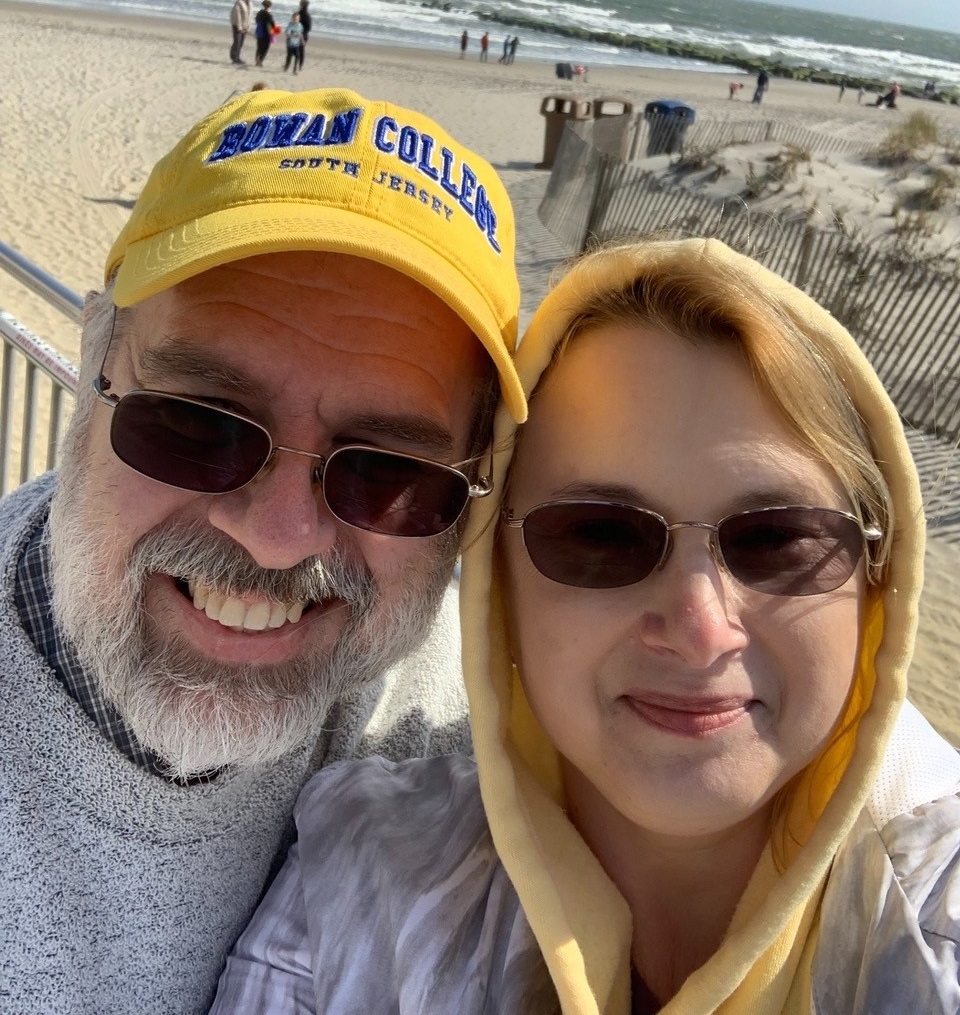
{"left": 92, "top": 378, "right": 491, "bottom": 538}
{"left": 502, "top": 500, "right": 882, "bottom": 596}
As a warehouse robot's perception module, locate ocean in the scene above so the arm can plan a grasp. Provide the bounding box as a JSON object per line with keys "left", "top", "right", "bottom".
{"left": 21, "top": 0, "right": 960, "bottom": 87}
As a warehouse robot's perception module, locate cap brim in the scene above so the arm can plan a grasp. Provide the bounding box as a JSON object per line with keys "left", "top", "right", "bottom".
{"left": 111, "top": 202, "right": 526, "bottom": 423}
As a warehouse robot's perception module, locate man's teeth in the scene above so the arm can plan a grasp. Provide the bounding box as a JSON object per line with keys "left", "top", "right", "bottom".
{"left": 188, "top": 581, "right": 306, "bottom": 632}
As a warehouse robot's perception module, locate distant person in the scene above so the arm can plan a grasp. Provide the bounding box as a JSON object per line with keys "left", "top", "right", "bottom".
{"left": 728, "top": 80, "right": 743, "bottom": 99}
{"left": 499, "top": 34, "right": 510, "bottom": 63}
{"left": 229, "top": 0, "right": 251, "bottom": 64}
{"left": 875, "top": 81, "right": 900, "bottom": 109}
{"left": 460, "top": 29, "right": 468, "bottom": 59}
{"left": 253, "top": 0, "right": 275, "bottom": 66}
{"left": 283, "top": 10, "right": 304, "bottom": 74}
{"left": 507, "top": 34, "right": 519, "bottom": 64}
{"left": 858, "top": 86, "right": 865, "bottom": 103}
{"left": 752, "top": 67, "right": 769, "bottom": 104}
{"left": 296, "top": 0, "right": 311, "bottom": 72}
{"left": 838, "top": 79, "right": 846, "bottom": 101}
{"left": 480, "top": 31, "right": 489, "bottom": 61}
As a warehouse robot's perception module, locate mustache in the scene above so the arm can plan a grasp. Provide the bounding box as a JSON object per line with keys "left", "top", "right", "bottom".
{"left": 125, "top": 519, "right": 379, "bottom": 612}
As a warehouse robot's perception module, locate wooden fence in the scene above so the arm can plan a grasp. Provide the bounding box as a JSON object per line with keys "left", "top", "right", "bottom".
{"left": 539, "top": 126, "right": 960, "bottom": 443}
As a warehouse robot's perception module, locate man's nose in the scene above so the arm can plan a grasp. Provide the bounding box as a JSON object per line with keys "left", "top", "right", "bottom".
{"left": 205, "top": 449, "right": 337, "bottom": 570}
{"left": 634, "top": 533, "right": 749, "bottom": 668}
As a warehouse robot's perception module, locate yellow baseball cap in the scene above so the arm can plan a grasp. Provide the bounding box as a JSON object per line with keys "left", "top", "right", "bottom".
{"left": 105, "top": 87, "right": 526, "bottom": 422}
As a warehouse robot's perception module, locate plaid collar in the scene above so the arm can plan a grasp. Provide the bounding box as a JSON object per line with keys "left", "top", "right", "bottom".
{"left": 14, "top": 515, "right": 171, "bottom": 777}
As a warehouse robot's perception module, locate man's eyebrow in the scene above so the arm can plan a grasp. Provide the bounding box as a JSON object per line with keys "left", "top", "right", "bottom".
{"left": 137, "top": 341, "right": 265, "bottom": 398}
{"left": 346, "top": 413, "right": 454, "bottom": 456}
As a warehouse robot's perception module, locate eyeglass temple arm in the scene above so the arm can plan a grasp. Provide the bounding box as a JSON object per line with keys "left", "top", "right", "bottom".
{"left": 93, "top": 373, "right": 120, "bottom": 407}
{"left": 467, "top": 476, "right": 494, "bottom": 499}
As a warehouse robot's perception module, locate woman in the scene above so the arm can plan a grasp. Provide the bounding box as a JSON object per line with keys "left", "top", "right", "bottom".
{"left": 212, "top": 239, "right": 960, "bottom": 1013}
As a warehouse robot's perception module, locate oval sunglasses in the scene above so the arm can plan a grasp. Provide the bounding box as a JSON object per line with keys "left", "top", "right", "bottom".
{"left": 502, "top": 500, "right": 882, "bottom": 597}
{"left": 92, "top": 318, "right": 491, "bottom": 538}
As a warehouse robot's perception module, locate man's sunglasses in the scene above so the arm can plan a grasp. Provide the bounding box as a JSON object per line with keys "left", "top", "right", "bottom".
{"left": 502, "top": 500, "right": 882, "bottom": 596}
{"left": 92, "top": 377, "right": 491, "bottom": 538}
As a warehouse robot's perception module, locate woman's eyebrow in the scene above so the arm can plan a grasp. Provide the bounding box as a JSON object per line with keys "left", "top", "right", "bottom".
{"left": 137, "top": 342, "right": 265, "bottom": 398}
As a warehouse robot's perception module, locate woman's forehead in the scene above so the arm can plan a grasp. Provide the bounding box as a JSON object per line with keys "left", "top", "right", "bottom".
{"left": 513, "top": 323, "right": 844, "bottom": 508}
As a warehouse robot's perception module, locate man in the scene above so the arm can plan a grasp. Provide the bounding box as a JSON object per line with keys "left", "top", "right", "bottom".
{"left": 296, "top": 0, "right": 311, "bottom": 72}
{"left": 0, "top": 87, "right": 524, "bottom": 1013}
{"left": 229, "top": 0, "right": 251, "bottom": 64}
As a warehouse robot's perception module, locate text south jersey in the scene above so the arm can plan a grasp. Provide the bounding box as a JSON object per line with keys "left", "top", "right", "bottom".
{"left": 205, "top": 106, "right": 501, "bottom": 254}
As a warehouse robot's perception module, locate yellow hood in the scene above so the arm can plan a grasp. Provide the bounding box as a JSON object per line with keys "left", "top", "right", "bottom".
{"left": 459, "top": 238, "right": 925, "bottom": 1014}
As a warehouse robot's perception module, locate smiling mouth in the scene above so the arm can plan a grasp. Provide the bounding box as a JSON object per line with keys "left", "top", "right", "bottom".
{"left": 174, "top": 578, "right": 322, "bottom": 633}
{"left": 624, "top": 696, "right": 755, "bottom": 736}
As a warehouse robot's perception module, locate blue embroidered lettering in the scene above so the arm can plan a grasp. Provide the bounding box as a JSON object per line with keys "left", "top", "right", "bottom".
{"left": 265, "top": 113, "right": 309, "bottom": 149}
{"left": 343, "top": 161, "right": 360, "bottom": 177}
{"left": 439, "top": 148, "right": 460, "bottom": 200}
{"left": 326, "top": 158, "right": 341, "bottom": 170}
{"left": 397, "top": 126, "right": 419, "bottom": 164}
{"left": 239, "top": 115, "right": 272, "bottom": 153}
{"left": 458, "top": 166, "right": 477, "bottom": 215}
{"left": 373, "top": 116, "right": 398, "bottom": 153}
{"left": 404, "top": 181, "right": 417, "bottom": 197}
{"left": 327, "top": 107, "right": 361, "bottom": 145}
{"left": 419, "top": 189, "right": 430, "bottom": 204}
{"left": 308, "top": 158, "right": 324, "bottom": 168}
{"left": 443, "top": 204, "right": 454, "bottom": 221}
{"left": 373, "top": 169, "right": 389, "bottom": 186}
{"left": 298, "top": 113, "right": 328, "bottom": 146}
{"left": 417, "top": 134, "right": 440, "bottom": 181}
{"left": 431, "top": 195, "right": 443, "bottom": 214}
{"left": 389, "top": 175, "right": 403, "bottom": 191}
{"left": 208, "top": 123, "right": 247, "bottom": 162}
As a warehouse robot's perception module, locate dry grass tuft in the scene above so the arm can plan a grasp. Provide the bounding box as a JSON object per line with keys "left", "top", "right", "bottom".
{"left": 872, "top": 112, "right": 941, "bottom": 166}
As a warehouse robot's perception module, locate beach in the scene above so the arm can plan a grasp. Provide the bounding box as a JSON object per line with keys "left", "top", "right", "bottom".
{"left": 1, "top": 1, "right": 959, "bottom": 740}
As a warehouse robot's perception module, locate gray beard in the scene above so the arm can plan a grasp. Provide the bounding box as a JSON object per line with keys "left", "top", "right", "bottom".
{"left": 47, "top": 464, "right": 455, "bottom": 779}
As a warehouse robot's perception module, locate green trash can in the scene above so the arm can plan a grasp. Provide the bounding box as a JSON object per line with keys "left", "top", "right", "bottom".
{"left": 537, "top": 95, "right": 593, "bottom": 170}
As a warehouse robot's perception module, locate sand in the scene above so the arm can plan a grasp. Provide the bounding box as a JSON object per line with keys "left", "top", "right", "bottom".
{"left": 1, "top": 1, "right": 958, "bottom": 741}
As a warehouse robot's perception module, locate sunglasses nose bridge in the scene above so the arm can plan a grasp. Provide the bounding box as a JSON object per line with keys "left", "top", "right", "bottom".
{"left": 268, "top": 443, "right": 328, "bottom": 485}
{"left": 659, "top": 520, "right": 725, "bottom": 574}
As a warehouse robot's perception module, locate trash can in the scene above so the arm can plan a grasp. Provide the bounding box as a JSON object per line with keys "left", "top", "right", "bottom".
{"left": 555, "top": 62, "right": 573, "bottom": 81}
{"left": 592, "top": 97, "right": 635, "bottom": 161}
{"left": 643, "top": 99, "right": 696, "bottom": 157}
{"left": 537, "top": 95, "right": 593, "bottom": 170}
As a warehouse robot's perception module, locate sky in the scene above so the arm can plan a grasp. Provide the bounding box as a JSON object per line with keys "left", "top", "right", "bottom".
{"left": 765, "top": 0, "right": 958, "bottom": 33}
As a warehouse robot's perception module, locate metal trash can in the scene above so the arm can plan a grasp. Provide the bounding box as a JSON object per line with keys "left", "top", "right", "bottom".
{"left": 592, "top": 97, "right": 635, "bottom": 161}
{"left": 537, "top": 95, "right": 593, "bottom": 169}
{"left": 555, "top": 62, "right": 573, "bottom": 81}
{"left": 643, "top": 99, "right": 696, "bottom": 157}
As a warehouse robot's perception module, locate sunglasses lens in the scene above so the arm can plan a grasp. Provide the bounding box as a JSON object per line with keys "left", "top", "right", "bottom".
{"left": 718, "top": 508, "right": 866, "bottom": 596}
{"left": 520, "top": 502, "right": 666, "bottom": 588}
{"left": 323, "top": 447, "right": 470, "bottom": 537}
{"left": 110, "top": 392, "right": 271, "bottom": 494}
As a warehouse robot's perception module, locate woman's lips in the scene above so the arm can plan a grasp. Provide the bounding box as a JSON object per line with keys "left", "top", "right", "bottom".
{"left": 623, "top": 694, "right": 754, "bottom": 735}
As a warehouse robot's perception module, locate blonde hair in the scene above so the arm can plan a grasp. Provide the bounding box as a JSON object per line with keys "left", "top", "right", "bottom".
{"left": 541, "top": 242, "right": 894, "bottom": 584}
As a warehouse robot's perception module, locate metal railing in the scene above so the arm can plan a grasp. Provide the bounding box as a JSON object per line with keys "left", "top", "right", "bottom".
{"left": 0, "top": 241, "right": 80, "bottom": 496}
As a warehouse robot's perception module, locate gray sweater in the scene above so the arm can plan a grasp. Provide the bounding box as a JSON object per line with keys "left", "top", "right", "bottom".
{"left": 0, "top": 474, "right": 470, "bottom": 1015}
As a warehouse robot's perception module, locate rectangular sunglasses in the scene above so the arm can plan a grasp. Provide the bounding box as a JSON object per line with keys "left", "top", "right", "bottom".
{"left": 502, "top": 500, "right": 882, "bottom": 596}
{"left": 92, "top": 379, "right": 491, "bottom": 538}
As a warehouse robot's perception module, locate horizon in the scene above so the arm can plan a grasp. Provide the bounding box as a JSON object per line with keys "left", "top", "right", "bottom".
{"left": 755, "top": 0, "right": 958, "bottom": 34}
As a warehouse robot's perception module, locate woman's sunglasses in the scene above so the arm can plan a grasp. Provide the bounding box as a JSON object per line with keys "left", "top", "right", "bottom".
{"left": 502, "top": 500, "right": 882, "bottom": 596}
{"left": 92, "top": 379, "right": 491, "bottom": 538}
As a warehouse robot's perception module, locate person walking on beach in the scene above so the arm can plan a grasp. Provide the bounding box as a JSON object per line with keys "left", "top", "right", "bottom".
{"left": 253, "top": 0, "right": 275, "bottom": 66}
{"left": 506, "top": 34, "right": 519, "bottom": 64}
{"left": 459, "top": 30, "right": 468, "bottom": 59}
{"left": 283, "top": 10, "right": 304, "bottom": 73}
{"left": 752, "top": 67, "right": 769, "bottom": 104}
{"left": 838, "top": 79, "right": 846, "bottom": 101}
{"left": 480, "top": 31, "right": 489, "bottom": 61}
{"left": 295, "top": 0, "right": 311, "bottom": 71}
{"left": 499, "top": 34, "right": 509, "bottom": 63}
{"left": 229, "top": 0, "right": 251, "bottom": 64}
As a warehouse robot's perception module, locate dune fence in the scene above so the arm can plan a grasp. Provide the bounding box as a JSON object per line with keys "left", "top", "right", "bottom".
{"left": 539, "top": 125, "right": 960, "bottom": 446}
